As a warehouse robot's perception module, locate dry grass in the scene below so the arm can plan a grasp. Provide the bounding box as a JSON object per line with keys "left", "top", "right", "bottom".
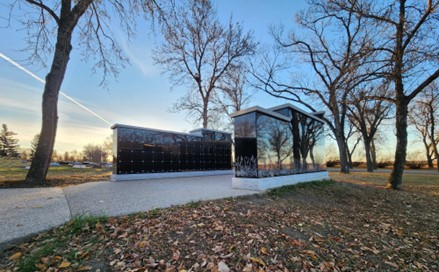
{"left": 0, "top": 158, "right": 111, "bottom": 188}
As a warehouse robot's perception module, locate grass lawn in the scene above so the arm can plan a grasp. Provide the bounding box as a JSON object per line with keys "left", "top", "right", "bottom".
{"left": 1, "top": 172, "right": 438, "bottom": 271}
{"left": 0, "top": 158, "right": 111, "bottom": 188}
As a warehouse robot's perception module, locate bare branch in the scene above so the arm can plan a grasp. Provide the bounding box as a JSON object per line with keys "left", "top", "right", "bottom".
{"left": 25, "top": 0, "right": 60, "bottom": 25}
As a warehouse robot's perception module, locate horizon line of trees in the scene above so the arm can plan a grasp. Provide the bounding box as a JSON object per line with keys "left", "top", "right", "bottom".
{"left": 0, "top": 124, "right": 112, "bottom": 164}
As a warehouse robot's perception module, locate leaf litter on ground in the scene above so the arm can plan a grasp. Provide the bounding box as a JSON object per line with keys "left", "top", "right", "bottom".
{"left": 0, "top": 173, "right": 438, "bottom": 271}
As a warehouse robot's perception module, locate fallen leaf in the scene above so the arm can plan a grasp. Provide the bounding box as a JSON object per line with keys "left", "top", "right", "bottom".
{"left": 35, "top": 263, "right": 47, "bottom": 270}
{"left": 260, "top": 247, "right": 269, "bottom": 255}
{"left": 138, "top": 240, "right": 148, "bottom": 248}
{"left": 414, "top": 261, "right": 427, "bottom": 269}
{"left": 8, "top": 252, "right": 22, "bottom": 261}
{"left": 312, "top": 236, "right": 325, "bottom": 243}
{"left": 220, "top": 253, "right": 233, "bottom": 259}
{"left": 292, "top": 239, "right": 304, "bottom": 247}
{"left": 116, "top": 261, "right": 126, "bottom": 268}
{"left": 218, "top": 261, "right": 230, "bottom": 272}
{"left": 384, "top": 261, "right": 399, "bottom": 269}
{"left": 242, "top": 264, "right": 253, "bottom": 272}
{"left": 361, "top": 246, "right": 380, "bottom": 254}
{"left": 172, "top": 249, "right": 180, "bottom": 260}
{"left": 118, "top": 232, "right": 128, "bottom": 238}
{"left": 291, "top": 256, "right": 301, "bottom": 262}
{"left": 249, "top": 257, "right": 266, "bottom": 266}
{"left": 302, "top": 250, "right": 318, "bottom": 260}
{"left": 78, "top": 265, "right": 93, "bottom": 271}
{"left": 58, "top": 261, "right": 71, "bottom": 268}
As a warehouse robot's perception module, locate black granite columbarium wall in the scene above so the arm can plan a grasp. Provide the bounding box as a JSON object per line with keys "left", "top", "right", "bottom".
{"left": 231, "top": 104, "right": 326, "bottom": 178}
{"left": 111, "top": 124, "right": 232, "bottom": 175}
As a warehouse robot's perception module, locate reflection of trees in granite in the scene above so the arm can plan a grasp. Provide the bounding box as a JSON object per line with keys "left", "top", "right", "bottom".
{"left": 235, "top": 113, "right": 256, "bottom": 138}
{"left": 235, "top": 156, "right": 258, "bottom": 178}
{"left": 256, "top": 115, "right": 294, "bottom": 173}
{"left": 233, "top": 109, "right": 326, "bottom": 178}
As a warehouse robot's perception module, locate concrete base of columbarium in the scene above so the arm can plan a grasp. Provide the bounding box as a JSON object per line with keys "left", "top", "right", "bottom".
{"left": 112, "top": 170, "right": 233, "bottom": 181}
{"left": 232, "top": 171, "right": 329, "bottom": 191}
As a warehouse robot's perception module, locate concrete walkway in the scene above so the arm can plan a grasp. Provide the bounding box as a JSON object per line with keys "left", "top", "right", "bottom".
{"left": 0, "top": 175, "right": 256, "bottom": 251}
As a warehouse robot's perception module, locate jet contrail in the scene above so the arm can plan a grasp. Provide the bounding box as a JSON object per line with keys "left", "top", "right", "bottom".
{"left": 0, "top": 52, "right": 112, "bottom": 127}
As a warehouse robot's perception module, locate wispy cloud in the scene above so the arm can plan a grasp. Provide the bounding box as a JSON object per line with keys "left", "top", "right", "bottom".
{"left": 117, "top": 32, "right": 159, "bottom": 77}
{"left": 0, "top": 97, "right": 40, "bottom": 114}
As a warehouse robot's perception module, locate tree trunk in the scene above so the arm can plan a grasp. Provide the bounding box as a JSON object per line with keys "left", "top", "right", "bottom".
{"left": 428, "top": 105, "right": 439, "bottom": 172}
{"left": 202, "top": 98, "right": 209, "bottom": 129}
{"left": 371, "top": 139, "right": 377, "bottom": 170}
{"left": 424, "top": 143, "right": 433, "bottom": 169}
{"left": 388, "top": 98, "right": 408, "bottom": 190}
{"left": 25, "top": 27, "right": 73, "bottom": 183}
{"left": 335, "top": 133, "right": 350, "bottom": 173}
{"left": 345, "top": 138, "right": 353, "bottom": 169}
{"left": 363, "top": 137, "right": 373, "bottom": 172}
{"left": 432, "top": 144, "right": 439, "bottom": 172}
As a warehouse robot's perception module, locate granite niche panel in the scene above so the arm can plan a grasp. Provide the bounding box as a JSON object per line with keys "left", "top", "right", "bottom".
{"left": 112, "top": 125, "right": 232, "bottom": 175}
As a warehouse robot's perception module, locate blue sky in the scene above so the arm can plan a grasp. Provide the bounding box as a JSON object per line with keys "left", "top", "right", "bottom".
{"left": 0, "top": 0, "right": 418, "bottom": 160}
{"left": 0, "top": 0, "right": 310, "bottom": 153}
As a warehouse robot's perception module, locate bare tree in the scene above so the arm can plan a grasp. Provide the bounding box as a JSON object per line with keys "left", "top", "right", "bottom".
{"left": 101, "top": 136, "right": 113, "bottom": 162}
{"left": 251, "top": 0, "right": 379, "bottom": 173}
{"left": 213, "top": 67, "right": 253, "bottom": 129}
{"left": 70, "top": 150, "right": 82, "bottom": 162}
{"left": 345, "top": 122, "right": 362, "bottom": 169}
{"left": 83, "top": 143, "right": 104, "bottom": 164}
{"left": 6, "top": 0, "right": 165, "bottom": 184}
{"left": 331, "top": 0, "right": 439, "bottom": 189}
{"left": 409, "top": 82, "right": 439, "bottom": 170}
{"left": 153, "top": 0, "right": 257, "bottom": 129}
{"left": 51, "top": 150, "right": 59, "bottom": 162}
{"left": 348, "top": 84, "right": 393, "bottom": 172}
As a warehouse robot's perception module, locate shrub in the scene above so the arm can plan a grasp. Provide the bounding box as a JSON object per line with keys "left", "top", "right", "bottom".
{"left": 351, "top": 161, "right": 362, "bottom": 167}
{"left": 326, "top": 160, "right": 340, "bottom": 167}
{"left": 405, "top": 161, "right": 426, "bottom": 169}
{"left": 376, "top": 160, "right": 392, "bottom": 168}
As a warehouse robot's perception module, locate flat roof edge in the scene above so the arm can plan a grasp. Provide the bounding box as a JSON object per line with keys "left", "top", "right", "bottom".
{"left": 189, "top": 128, "right": 232, "bottom": 135}
{"left": 111, "top": 124, "right": 201, "bottom": 137}
{"left": 269, "top": 103, "right": 325, "bottom": 123}
{"left": 230, "top": 106, "right": 291, "bottom": 122}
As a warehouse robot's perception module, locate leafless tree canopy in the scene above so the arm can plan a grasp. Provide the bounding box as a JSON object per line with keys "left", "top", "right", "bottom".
{"left": 347, "top": 83, "right": 393, "bottom": 172}
{"left": 409, "top": 82, "right": 439, "bottom": 170}
{"left": 331, "top": 0, "right": 439, "bottom": 189}
{"left": 5, "top": 0, "right": 166, "bottom": 183}
{"left": 213, "top": 67, "right": 254, "bottom": 130}
{"left": 8, "top": 0, "right": 166, "bottom": 86}
{"left": 153, "top": 0, "right": 257, "bottom": 128}
{"left": 251, "top": 0, "right": 379, "bottom": 173}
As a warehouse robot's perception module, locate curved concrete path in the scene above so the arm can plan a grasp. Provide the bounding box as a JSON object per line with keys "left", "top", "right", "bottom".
{"left": 0, "top": 175, "right": 256, "bottom": 251}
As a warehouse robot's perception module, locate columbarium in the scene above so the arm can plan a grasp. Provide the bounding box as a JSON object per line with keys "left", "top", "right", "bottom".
{"left": 231, "top": 104, "right": 329, "bottom": 190}
{"left": 111, "top": 124, "right": 232, "bottom": 181}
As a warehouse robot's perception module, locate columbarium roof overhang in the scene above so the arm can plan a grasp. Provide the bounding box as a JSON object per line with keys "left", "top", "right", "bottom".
{"left": 269, "top": 103, "right": 325, "bottom": 123}
{"left": 230, "top": 106, "right": 291, "bottom": 121}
